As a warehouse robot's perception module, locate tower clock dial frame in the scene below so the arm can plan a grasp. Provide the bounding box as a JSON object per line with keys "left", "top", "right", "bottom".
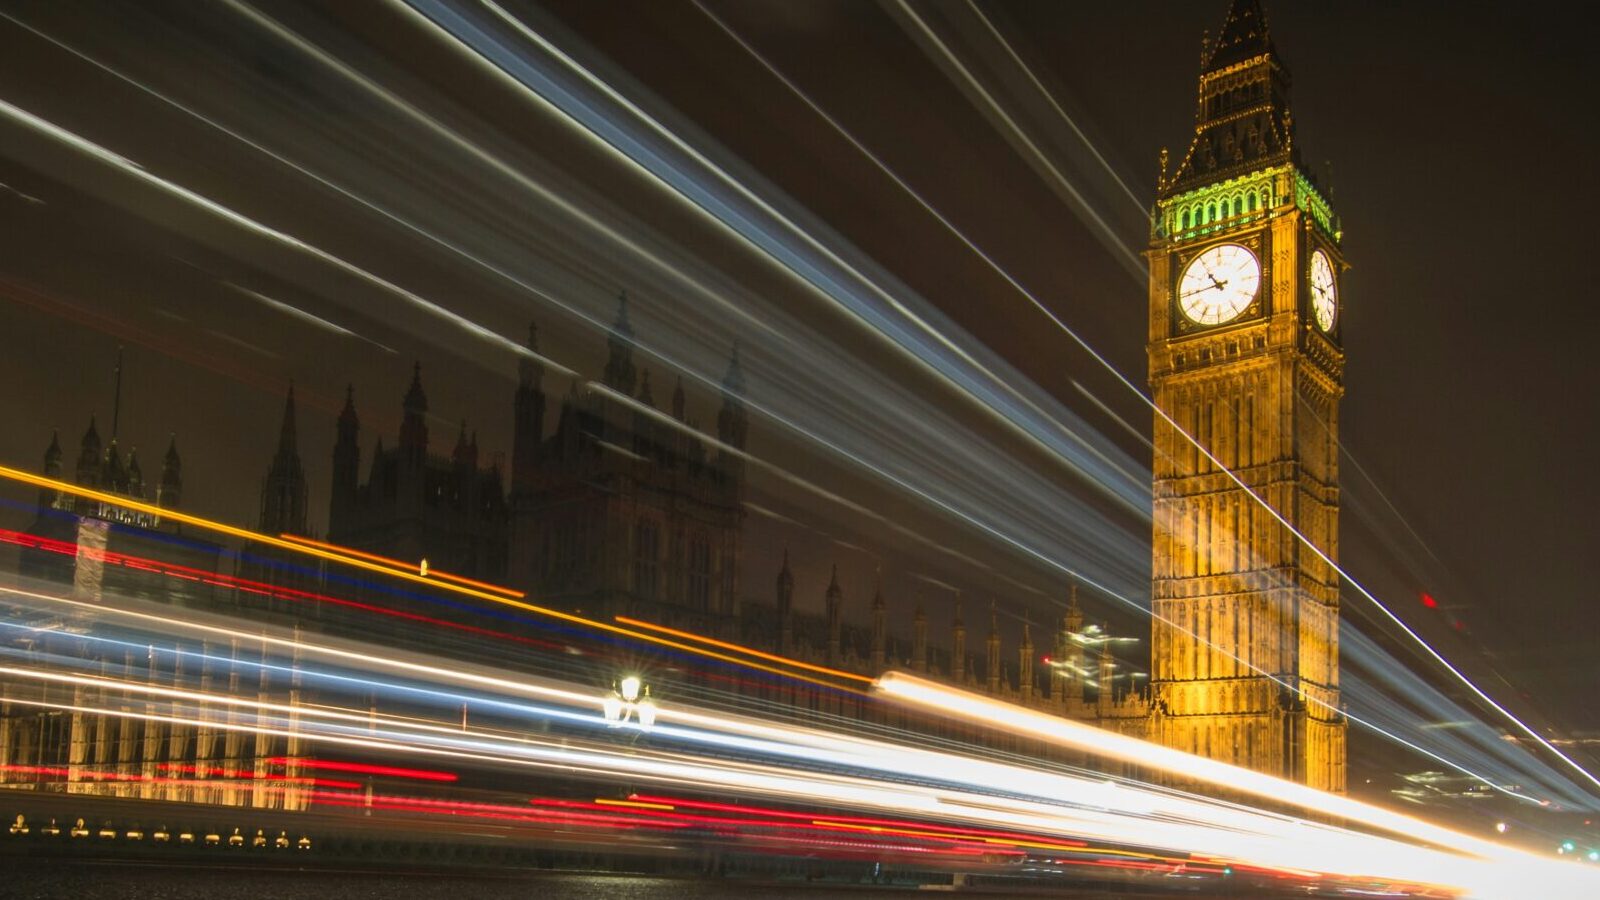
{"left": 1309, "top": 248, "right": 1337, "bottom": 332}
{"left": 1172, "top": 238, "right": 1265, "bottom": 333}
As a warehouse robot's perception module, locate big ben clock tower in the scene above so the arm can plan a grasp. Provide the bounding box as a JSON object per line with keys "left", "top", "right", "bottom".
{"left": 1148, "top": 0, "right": 1346, "bottom": 792}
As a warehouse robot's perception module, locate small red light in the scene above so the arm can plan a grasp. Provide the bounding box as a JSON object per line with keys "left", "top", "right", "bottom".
{"left": 1420, "top": 592, "right": 1438, "bottom": 608}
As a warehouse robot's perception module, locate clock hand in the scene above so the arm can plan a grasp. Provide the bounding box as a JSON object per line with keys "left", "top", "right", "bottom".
{"left": 1180, "top": 283, "right": 1224, "bottom": 299}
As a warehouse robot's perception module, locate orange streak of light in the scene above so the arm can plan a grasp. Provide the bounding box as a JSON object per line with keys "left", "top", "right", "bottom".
{"left": 593, "top": 798, "right": 676, "bottom": 811}
{"left": 614, "top": 615, "right": 874, "bottom": 684}
{"left": 278, "top": 533, "right": 524, "bottom": 598}
{"left": 0, "top": 464, "right": 865, "bottom": 695}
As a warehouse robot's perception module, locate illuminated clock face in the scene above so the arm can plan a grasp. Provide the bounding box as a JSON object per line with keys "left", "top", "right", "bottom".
{"left": 1309, "top": 249, "right": 1337, "bottom": 332}
{"left": 1178, "top": 243, "right": 1260, "bottom": 326}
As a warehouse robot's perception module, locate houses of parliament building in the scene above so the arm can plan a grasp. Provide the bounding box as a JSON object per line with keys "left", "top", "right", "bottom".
{"left": 0, "top": 0, "right": 1346, "bottom": 808}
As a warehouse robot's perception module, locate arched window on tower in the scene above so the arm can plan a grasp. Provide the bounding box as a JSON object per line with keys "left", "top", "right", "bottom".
{"left": 633, "top": 520, "right": 660, "bottom": 600}
{"left": 1248, "top": 192, "right": 1258, "bottom": 212}
{"left": 1183, "top": 209, "right": 1192, "bottom": 230}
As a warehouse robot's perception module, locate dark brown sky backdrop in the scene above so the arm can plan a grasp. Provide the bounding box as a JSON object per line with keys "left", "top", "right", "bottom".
{"left": 0, "top": 0, "right": 1596, "bottom": 785}
{"left": 529, "top": 0, "right": 1600, "bottom": 732}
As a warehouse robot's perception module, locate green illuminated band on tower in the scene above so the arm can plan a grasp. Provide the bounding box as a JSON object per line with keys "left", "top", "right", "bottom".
{"left": 1159, "top": 163, "right": 1340, "bottom": 244}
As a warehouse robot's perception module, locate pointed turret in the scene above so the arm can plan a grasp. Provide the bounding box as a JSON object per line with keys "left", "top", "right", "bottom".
{"left": 76, "top": 417, "right": 102, "bottom": 487}
{"left": 330, "top": 385, "right": 360, "bottom": 537}
{"left": 1165, "top": 0, "right": 1296, "bottom": 197}
{"left": 1207, "top": 0, "right": 1273, "bottom": 70}
{"left": 158, "top": 435, "right": 182, "bottom": 510}
{"left": 38, "top": 430, "right": 63, "bottom": 507}
{"left": 776, "top": 549, "right": 795, "bottom": 656}
{"left": 126, "top": 448, "right": 144, "bottom": 498}
{"left": 103, "top": 439, "right": 126, "bottom": 493}
{"left": 1057, "top": 584, "right": 1087, "bottom": 704}
{"left": 602, "top": 292, "right": 637, "bottom": 394}
{"left": 825, "top": 564, "right": 843, "bottom": 666}
{"left": 512, "top": 322, "right": 546, "bottom": 495}
{"left": 260, "top": 385, "right": 309, "bottom": 535}
{"left": 716, "top": 344, "right": 747, "bottom": 449}
{"left": 43, "top": 430, "right": 62, "bottom": 477}
{"left": 399, "top": 362, "right": 429, "bottom": 463}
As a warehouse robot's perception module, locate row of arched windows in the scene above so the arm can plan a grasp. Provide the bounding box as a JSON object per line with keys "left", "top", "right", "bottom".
{"left": 1175, "top": 186, "right": 1274, "bottom": 233}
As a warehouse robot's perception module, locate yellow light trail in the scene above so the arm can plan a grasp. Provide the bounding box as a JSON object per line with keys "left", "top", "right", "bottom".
{"left": 0, "top": 675, "right": 1488, "bottom": 894}
{"left": 3, "top": 591, "right": 1575, "bottom": 896}
{"left": 875, "top": 672, "right": 1553, "bottom": 867}
{"left": 279, "top": 533, "right": 525, "bottom": 598}
{"left": 0, "top": 464, "right": 862, "bottom": 693}
{"left": 614, "top": 615, "right": 874, "bottom": 684}
{"left": 594, "top": 798, "right": 675, "bottom": 811}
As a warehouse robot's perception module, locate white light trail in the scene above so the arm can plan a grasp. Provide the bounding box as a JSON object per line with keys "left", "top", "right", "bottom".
{"left": 882, "top": 0, "right": 1145, "bottom": 279}
{"left": 680, "top": 6, "right": 1600, "bottom": 799}
{"left": 0, "top": 618, "right": 1534, "bottom": 895}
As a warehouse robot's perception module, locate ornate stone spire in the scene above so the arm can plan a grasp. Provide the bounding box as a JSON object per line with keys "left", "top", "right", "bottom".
{"left": 716, "top": 343, "right": 747, "bottom": 451}
{"left": 399, "top": 362, "right": 429, "bottom": 462}
{"left": 1059, "top": 584, "right": 1086, "bottom": 704}
{"left": 331, "top": 385, "right": 361, "bottom": 537}
{"left": 126, "top": 447, "right": 143, "bottom": 498}
{"left": 261, "top": 384, "right": 308, "bottom": 535}
{"left": 158, "top": 434, "right": 182, "bottom": 510}
{"left": 1165, "top": 0, "right": 1295, "bottom": 196}
{"left": 602, "top": 292, "right": 637, "bottom": 394}
{"left": 512, "top": 322, "right": 545, "bottom": 495}
{"left": 76, "top": 416, "right": 102, "bottom": 487}
{"left": 776, "top": 549, "right": 795, "bottom": 656}
{"left": 1206, "top": 0, "right": 1273, "bottom": 71}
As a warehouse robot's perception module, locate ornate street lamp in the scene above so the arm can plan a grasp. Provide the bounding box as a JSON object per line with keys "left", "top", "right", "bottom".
{"left": 602, "top": 675, "right": 658, "bottom": 729}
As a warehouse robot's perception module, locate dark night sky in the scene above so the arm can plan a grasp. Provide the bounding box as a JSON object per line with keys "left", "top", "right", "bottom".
{"left": 0, "top": 0, "right": 1596, "bottom": 773}
{"left": 527, "top": 0, "right": 1600, "bottom": 733}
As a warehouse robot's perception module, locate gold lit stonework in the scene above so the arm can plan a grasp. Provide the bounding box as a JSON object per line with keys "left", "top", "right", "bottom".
{"left": 1147, "top": 0, "right": 1346, "bottom": 793}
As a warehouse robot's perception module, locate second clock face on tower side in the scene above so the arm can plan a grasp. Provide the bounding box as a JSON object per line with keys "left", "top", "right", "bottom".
{"left": 1309, "top": 249, "right": 1337, "bottom": 332}
{"left": 1178, "top": 243, "right": 1260, "bottom": 326}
